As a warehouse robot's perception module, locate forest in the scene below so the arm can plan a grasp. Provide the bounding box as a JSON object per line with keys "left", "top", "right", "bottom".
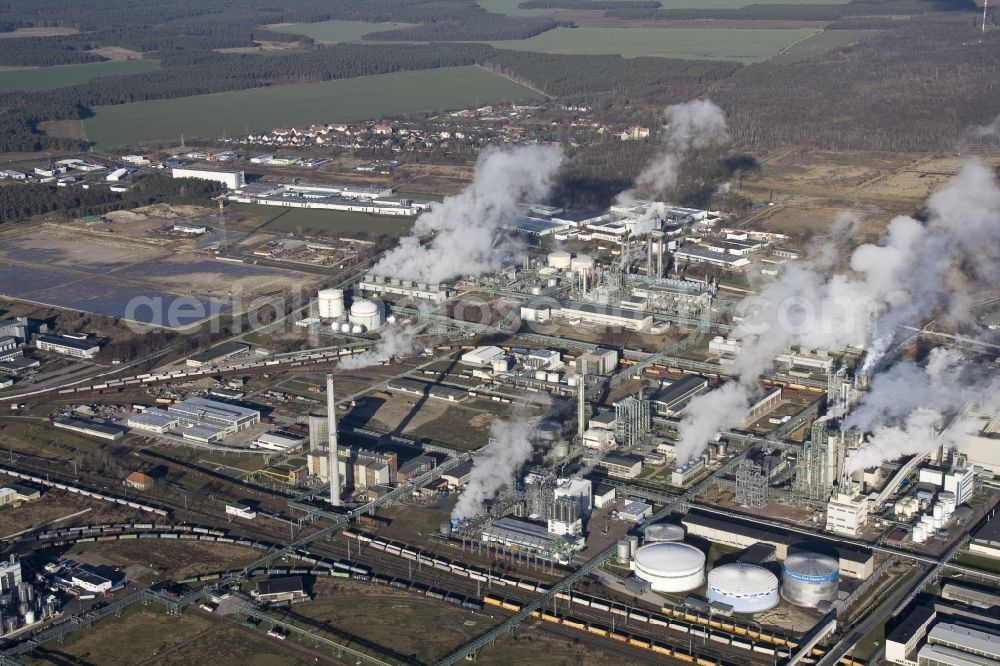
{"left": 0, "top": 177, "right": 221, "bottom": 223}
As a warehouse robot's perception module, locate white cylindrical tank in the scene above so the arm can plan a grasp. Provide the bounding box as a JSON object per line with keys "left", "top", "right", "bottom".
{"left": 643, "top": 523, "right": 685, "bottom": 543}
{"left": 317, "top": 288, "right": 344, "bottom": 319}
{"left": 933, "top": 504, "right": 944, "bottom": 520}
{"left": 933, "top": 515, "right": 944, "bottom": 529}
{"left": 548, "top": 251, "right": 572, "bottom": 269}
{"left": 552, "top": 441, "right": 570, "bottom": 458}
{"left": 570, "top": 254, "right": 593, "bottom": 273}
{"left": 340, "top": 323, "right": 352, "bottom": 333}
{"left": 633, "top": 543, "right": 705, "bottom": 593}
{"left": 351, "top": 324, "right": 365, "bottom": 334}
{"left": 708, "top": 564, "right": 779, "bottom": 614}
{"left": 913, "top": 525, "right": 927, "bottom": 543}
{"left": 782, "top": 551, "right": 839, "bottom": 608}
{"left": 617, "top": 539, "right": 631, "bottom": 564}
{"left": 627, "top": 535, "right": 640, "bottom": 558}
{"left": 349, "top": 298, "right": 384, "bottom": 330}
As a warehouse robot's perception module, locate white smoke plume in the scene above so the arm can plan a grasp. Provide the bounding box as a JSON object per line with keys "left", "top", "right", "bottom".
{"left": 843, "top": 348, "right": 999, "bottom": 473}
{"left": 674, "top": 382, "right": 751, "bottom": 465}
{"left": 338, "top": 324, "right": 422, "bottom": 370}
{"left": 451, "top": 398, "right": 548, "bottom": 520}
{"left": 633, "top": 99, "right": 730, "bottom": 194}
{"left": 969, "top": 111, "right": 1000, "bottom": 142}
{"left": 674, "top": 159, "right": 1000, "bottom": 464}
{"left": 372, "top": 144, "right": 564, "bottom": 284}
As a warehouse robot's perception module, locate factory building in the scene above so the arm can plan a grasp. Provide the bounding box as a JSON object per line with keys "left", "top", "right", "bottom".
{"left": 254, "top": 431, "right": 305, "bottom": 452}
{"left": 743, "top": 386, "right": 782, "bottom": 427}
{"left": 917, "top": 622, "right": 1000, "bottom": 666}
{"left": 575, "top": 348, "right": 619, "bottom": 376}
{"left": 253, "top": 576, "right": 308, "bottom": 604}
{"left": 671, "top": 458, "right": 706, "bottom": 486}
{"left": 648, "top": 374, "right": 710, "bottom": 417}
{"left": 583, "top": 452, "right": 642, "bottom": 479}
{"left": 229, "top": 182, "right": 428, "bottom": 215}
{"left": 124, "top": 471, "right": 154, "bottom": 491}
{"left": 886, "top": 605, "right": 938, "bottom": 666}
{"left": 593, "top": 484, "right": 616, "bottom": 508}
{"left": 481, "top": 517, "right": 578, "bottom": 561}
{"left": 461, "top": 346, "right": 506, "bottom": 367}
{"left": 552, "top": 301, "right": 653, "bottom": 332}
{"left": 618, "top": 501, "right": 652, "bottom": 522}
{"left": 359, "top": 276, "right": 450, "bottom": 304}
{"left": 166, "top": 397, "right": 260, "bottom": 438}
{"left": 186, "top": 341, "right": 249, "bottom": 368}
{"left": 226, "top": 503, "right": 258, "bottom": 520}
{"left": 944, "top": 468, "right": 975, "bottom": 506}
{"left": 128, "top": 409, "right": 180, "bottom": 433}
{"left": 970, "top": 516, "right": 1000, "bottom": 559}
{"left": 775, "top": 350, "right": 835, "bottom": 373}
{"left": 171, "top": 167, "right": 245, "bottom": 189}
{"left": 35, "top": 335, "right": 100, "bottom": 359}
{"left": 632, "top": 543, "right": 706, "bottom": 593}
{"left": 307, "top": 446, "right": 397, "bottom": 491}
{"left": 826, "top": 492, "right": 870, "bottom": 537}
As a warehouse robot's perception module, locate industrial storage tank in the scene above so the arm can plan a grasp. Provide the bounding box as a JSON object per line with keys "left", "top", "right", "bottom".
{"left": 349, "top": 298, "right": 384, "bottom": 330}
{"left": 644, "top": 522, "right": 685, "bottom": 544}
{"left": 317, "top": 288, "right": 345, "bottom": 319}
{"left": 617, "top": 539, "right": 632, "bottom": 564}
{"left": 547, "top": 251, "right": 572, "bottom": 269}
{"left": 339, "top": 323, "right": 352, "bottom": 333}
{"left": 570, "top": 254, "right": 594, "bottom": 273}
{"left": 627, "top": 535, "right": 640, "bottom": 558}
{"left": 633, "top": 543, "right": 705, "bottom": 593}
{"left": 708, "top": 563, "right": 780, "bottom": 613}
{"left": 781, "top": 551, "right": 839, "bottom": 608}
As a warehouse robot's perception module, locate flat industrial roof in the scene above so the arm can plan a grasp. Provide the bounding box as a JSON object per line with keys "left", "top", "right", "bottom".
{"left": 188, "top": 341, "right": 249, "bottom": 363}
{"left": 886, "top": 604, "right": 936, "bottom": 645}
{"left": 556, "top": 300, "right": 653, "bottom": 322}
{"left": 649, "top": 374, "right": 709, "bottom": 406}
{"left": 37, "top": 335, "right": 99, "bottom": 351}
{"left": 53, "top": 417, "right": 126, "bottom": 436}
{"left": 257, "top": 576, "right": 305, "bottom": 595}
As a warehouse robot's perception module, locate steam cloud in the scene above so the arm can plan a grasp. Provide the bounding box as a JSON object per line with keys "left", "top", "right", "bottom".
{"left": 674, "top": 159, "right": 1000, "bottom": 465}
{"left": 451, "top": 399, "right": 547, "bottom": 520}
{"left": 372, "top": 144, "right": 564, "bottom": 284}
{"left": 338, "top": 324, "right": 422, "bottom": 370}
{"left": 634, "top": 99, "right": 730, "bottom": 194}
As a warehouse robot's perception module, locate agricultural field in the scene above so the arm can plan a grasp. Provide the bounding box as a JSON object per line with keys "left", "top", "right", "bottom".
{"left": 478, "top": 0, "right": 849, "bottom": 14}
{"left": 269, "top": 19, "right": 414, "bottom": 42}
{"left": 770, "top": 29, "right": 875, "bottom": 64}
{"left": 0, "top": 59, "right": 160, "bottom": 93}
{"left": 485, "top": 26, "right": 820, "bottom": 62}
{"left": 234, "top": 204, "right": 416, "bottom": 237}
{"left": 83, "top": 66, "right": 544, "bottom": 148}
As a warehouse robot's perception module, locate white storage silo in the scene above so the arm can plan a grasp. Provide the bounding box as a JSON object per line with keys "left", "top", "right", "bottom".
{"left": 340, "top": 322, "right": 352, "bottom": 333}
{"left": 708, "top": 563, "right": 779, "bottom": 613}
{"left": 643, "top": 522, "right": 685, "bottom": 543}
{"left": 912, "top": 525, "right": 927, "bottom": 543}
{"left": 349, "top": 298, "right": 384, "bottom": 330}
{"left": 317, "top": 288, "right": 345, "bottom": 319}
{"left": 570, "top": 254, "right": 593, "bottom": 274}
{"left": 633, "top": 543, "right": 705, "bottom": 593}
{"left": 627, "top": 535, "right": 640, "bottom": 558}
{"left": 547, "top": 251, "right": 572, "bottom": 269}
{"left": 782, "top": 551, "right": 839, "bottom": 608}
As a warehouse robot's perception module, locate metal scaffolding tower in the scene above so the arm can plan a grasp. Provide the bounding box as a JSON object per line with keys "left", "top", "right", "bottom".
{"left": 615, "top": 396, "right": 651, "bottom": 448}
{"left": 735, "top": 459, "right": 768, "bottom": 508}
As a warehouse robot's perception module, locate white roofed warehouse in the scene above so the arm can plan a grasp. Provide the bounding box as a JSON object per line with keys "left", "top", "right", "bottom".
{"left": 632, "top": 542, "right": 705, "bottom": 593}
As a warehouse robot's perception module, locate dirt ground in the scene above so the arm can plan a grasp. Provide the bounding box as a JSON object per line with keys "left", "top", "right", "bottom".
{"left": 67, "top": 540, "right": 262, "bottom": 580}
{"left": 0, "top": 491, "right": 145, "bottom": 538}
{"left": 88, "top": 46, "right": 145, "bottom": 60}
{"left": 0, "top": 27, "right": 80, "bottom": 38}
{"left": 37, "top": 119, "right": 88, "bottom": 141}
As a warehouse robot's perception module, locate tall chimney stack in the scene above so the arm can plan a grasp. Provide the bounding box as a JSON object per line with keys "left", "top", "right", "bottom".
{"left": 577, "top": 360, "right": 588, "bottom": 437}
{"left": 326, "top": 373, "right": 342, "bottom": 506}
{"left": 646, "top": 236, "right": 653, "bottom": 277}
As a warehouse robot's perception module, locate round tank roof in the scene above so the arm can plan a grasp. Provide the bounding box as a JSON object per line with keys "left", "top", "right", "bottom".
{"left": 644, "top": 523, "right": 685, "bottom": 543}
{"left": 634, "top": 542, "right": 705, "bottom": 574}
{"left": 708, "top": 563, "right": 779, "bottom": 596}
{"left": 318, "top": 288, "right": 343, "bottom": 298}
{"left": 784, "top": 552, "right": 839, "bottom": 581}
{"left": 350, "top": 299, "right": 379, "bottom": 317}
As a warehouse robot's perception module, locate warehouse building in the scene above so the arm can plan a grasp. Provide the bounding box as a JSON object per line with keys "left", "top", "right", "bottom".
{"left": 358, "top": 276, "right": 450, "bottom": 304}
{"left": 553, "top": 301, "right": 653, "bottom": 332}
{"left": 127, "top": 409, "right": 180, "bottom": 433}
{"left": 186, "top": 341, "right": 249, "bottom": 368}
{"left": 674, "top": 247, "right": 750, "bottom": 269}
{"left": 35, "top": 335, "right": 101, "bottom": 359}
{"left": 744, "top": 386, "right": 782, "bottom": 426}
{"left": 886, "top": 605, "right": 937, "bottom": 666}
{"left": 53, "top": 417, "right": 125, "bottom": 441}
{"left": 917, "top": 622, "right": 1000, "bottom": 666}
{"left": 253, "top": 576, "right": 309, "bottom": 604}
{"left": 171, "top": 167, "right": 245, "bottom": 189}
{"left": 648, "top": 374, "right": 709, "bottom": 417}
{"left": 166, "top": 397, "right": 260, "bottom": 437}
{"left": 970, "top": 516, "right": 1000, "bottom": 560}
{"left": 481, "top": 517, "right": 578, "bottom": 559}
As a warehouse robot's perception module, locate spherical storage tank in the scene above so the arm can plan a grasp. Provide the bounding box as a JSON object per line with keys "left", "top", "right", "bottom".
{"left": 782, "top": 552, "right": 839, "bottom": 608}
{"left": 708, "top": 564, "right": 780, "bottom": 613}
{"left": 547, "top": 251, "right": 572, "bottom": 270}
{"left": 349, "top": 298, "right": 384, "bottom": 330}
{"left": 317, "top": 288, "right": 344, "bottom": 319}
{"left": 633, "top": 543, "right": 705, "bottom": 593}
{"left": 644, "top": 522, "right": 686, "bottom": 544}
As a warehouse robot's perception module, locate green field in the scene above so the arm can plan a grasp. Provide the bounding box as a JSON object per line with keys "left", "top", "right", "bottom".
{"left": 485, "top": 26, "right": 819, "bottom": 61}
{"left": 478, "top": 0, "right": 848, "bottom": 13}
{"left": 83, "top": 66, "right": 543, "bottom": 148}
{"left": 770, "top": 29, "right": 874, "bottom": 64}
{"left": 232, "top": 203, "right": 416, "bottom": 237}
{"left": 0, "top": 59, "right": 160, "bottom": 93}
{"left": 272, "top": 19, "right": 413, "bottom": 42}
